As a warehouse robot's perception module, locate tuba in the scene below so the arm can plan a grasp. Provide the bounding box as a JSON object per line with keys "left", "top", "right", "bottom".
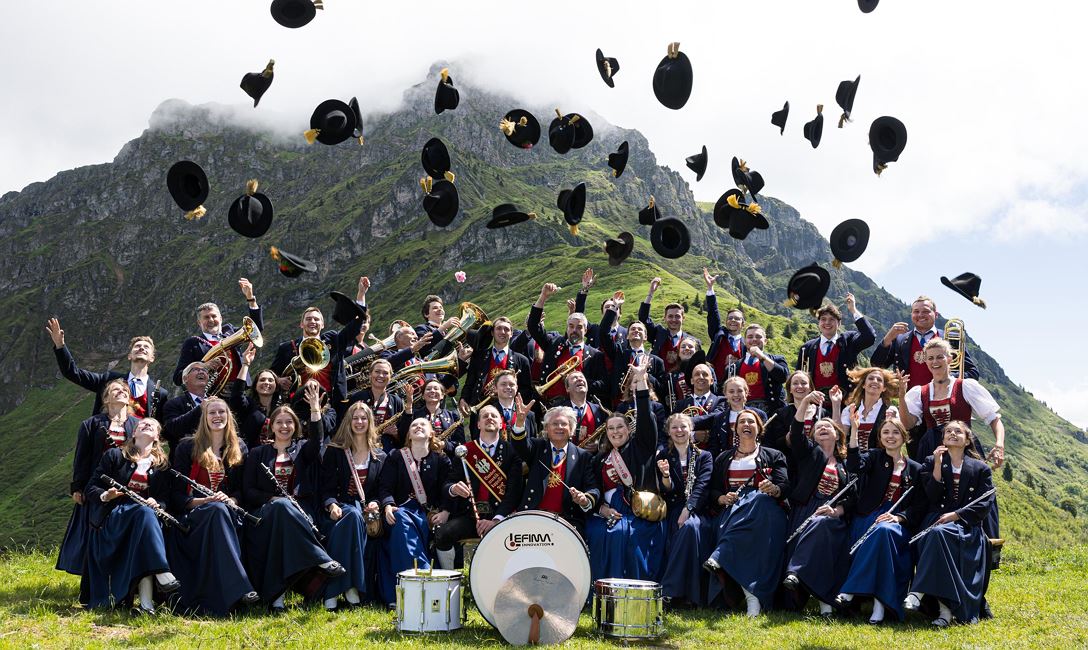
{"left": 387, "top": 351, "right": 461, "bottom": 401}
{"left": 202, "top": 316, "right": 263, "bottom": 397}
{"left": 944, "top": 318, "right": 965, "bottom": 378}
{"left": 288, "top": 336, "right": 330, "bottom": 390}
{"left": 425, "top": 301, "right": 489, "bottom": 360}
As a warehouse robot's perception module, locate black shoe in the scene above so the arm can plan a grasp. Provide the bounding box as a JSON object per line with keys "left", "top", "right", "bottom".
{"left": 318, "top": 561, "right": 346, "bottom": 577}
{"left": 702, "top": 557, "right": 721, "bottom": 574}
{"left": 270, "top": 604, "right": 287, "bottom": 615}
{"left": 834, "top": 594, "right": 853, "bottom": 611}
{"left": 240, "top": 591, "right": 260, "bottom": 606}
{"left": 155, "top": 577, "right": 181, "bottom": 594}
{"left": 131, "top": 605, "right": 156, "bottom": 616}
{"left": 782, "top": 573, "right": 800, "bottom": 591}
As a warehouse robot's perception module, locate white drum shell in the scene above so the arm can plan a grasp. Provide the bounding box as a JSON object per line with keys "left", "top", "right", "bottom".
{"left": 396, "top": 569, "right": 464, "bottom": 632}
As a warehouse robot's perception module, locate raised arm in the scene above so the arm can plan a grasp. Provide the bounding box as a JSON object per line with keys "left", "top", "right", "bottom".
{"left": 703, "top": 268, "right": 723, "bottom": 334}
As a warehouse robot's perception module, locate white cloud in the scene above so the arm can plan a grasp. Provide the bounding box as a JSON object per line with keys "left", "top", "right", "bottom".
{"left": 1030, "top": 379, "right": 1088, "bottom": 430}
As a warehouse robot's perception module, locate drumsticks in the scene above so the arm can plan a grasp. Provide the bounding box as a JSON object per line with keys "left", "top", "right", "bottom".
{"left": 537, "top": 459, "right": 573, "bottom": 490}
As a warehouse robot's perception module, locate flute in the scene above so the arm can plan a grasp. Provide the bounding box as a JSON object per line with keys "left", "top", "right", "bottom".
{"left": 785, "top": 477, "right": 858, "bottom": 544}
{"left": 849, "top": 485, "right": 914, "bottom": 555}
{"left": 909, "top": 487, "right": 996, "bottom": 544}
{"left": 102, "top": 474, "right": 190, "bottom": 534}
{"left": 454, "top": 445, "right": 480, "bottom": 522}
{"left": 170, "top": 469, "right": 262, "bottom": 525}
{"left": 259, "top": 462, "right": 324, "bottom": 541}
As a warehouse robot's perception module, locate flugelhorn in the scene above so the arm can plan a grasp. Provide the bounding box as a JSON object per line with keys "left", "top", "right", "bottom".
{"left": 202, "top": 316, "right": 264, "bottom": 397}
{"left": 425, "top": 301, "right": 490, "bottom": 361}
{"left": 533, "top": 355, "right": 582, "bottom": 396}
{"left": 944, "top": 318, "right": 965, "bottom": 379}
{"left": 344, "top": 328, "right": 401, "bottom": 392}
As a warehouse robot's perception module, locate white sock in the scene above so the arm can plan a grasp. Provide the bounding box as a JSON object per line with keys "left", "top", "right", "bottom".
{"left": 137, "top": 576, "right": 154, "bottom": 611}
{"left": 870, "top": 599, "right": 885, "bottom": 622}
{"left": 819, "top": 601, "right": 833, "bottom": 615}
{"left": 272, "top": 595, "right": 285, "bottom": 609}
{"left": 436, "top": 547, "right": 457, "bottom": 571}
{"left": 837, "top": 592, "right": 854, "bottom": 602}
{"left": 938, "top": 600, "right": 953, "bottom": 622}
{"left": 154, "top": 572, "right": 177, "bottom": 586}
{"left": 904, "top": 591, "right": 922, "bottom": 609}
{"left": 742, "top": 587, "right": 761, "bottom": 617}
{"left": 324, "top": 597, "right": 338, "bottom": 610}
{"left": 345, "top": 587, "right": 361, "bottom": 604}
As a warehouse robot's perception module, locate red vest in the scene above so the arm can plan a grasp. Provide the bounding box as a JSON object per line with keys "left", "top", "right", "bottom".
{"left": 274, "top": 456, "right": 296, "bottom": 493}
{"left": 908, "top": 334, "right": 937, "bottom": 388}
{"left": 739, "top": 357, "right": 766, "bottom": 400}
{"left": 189, "top": 461, "right": 225, "bottom": 493}
{"left": 920, "top": 379, "right": 971, "bottom": 429}
{"left": 600, "top": 455, "right": 620, "bottom": 491}
{"left": 813, "top": 341, "right": 842, "bottom": 390}
{"left": 573, "top": 403, "right": 596, "bottom": 446}
{"left": 347, "top": 466, "right": 369, "bottom": 498}
{"left": 883, "top": 470, "right": 903, "bottom": 503}
{"left": 659, "top": 334, "right": 682, "bottom": 373}
{"left": 711, "top": 335, "right": 741, "bottom": 383}
{"left": 726, "top": 465, "right": 765, "bottom": 490}
{"left": 857, "top": 422, "right": 874, "bottom": 455}
{"left": 539, "top": 456, "right": 567, "bottom": 513}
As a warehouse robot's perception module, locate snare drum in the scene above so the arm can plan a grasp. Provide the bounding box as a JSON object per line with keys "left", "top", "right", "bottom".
{"left": 470, "top": 510, "right": 591, "bottom": 628}
{"left": 395, "top": 569, "right": 465, "bottom": 632}
{"left": 592, "top": 578, "right": 664, "bottom": 639}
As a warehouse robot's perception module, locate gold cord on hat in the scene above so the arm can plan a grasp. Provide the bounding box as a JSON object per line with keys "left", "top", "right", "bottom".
{"left": 303, "top": 129, "right": 321, "bottom": 145}
{"left": 443, "top": 171, "right": 455, "bottom": 183}
{"left": 832, "top": 258, "right": 843, "bottom": 269}
{"left": 648, "top": 195, "right": 655, "bottom": 209}
{"left": 874, "top": 162, "right": 887, "bottom": 176}
{"left": 184, "top": 206, "right": 207, "bottom": 221}
{"left": 603, "top": 60, "right": 613, "bottom": 78}
{"left": 420, "top": 176, "right": 433, "bottom": 195}
{"left": 569, "top": 225, "right": 579, "bottom": 236}
{"left": 440, "top": 67, "right": 450, "bottom": 83}
{"left": 313, "top": 0, "right": 324, "bottom": 10}
{"left": 725, "top": 194, "right": 762, "bottom": 215}
{"left": 262, "top": 60, "right": 275, "bottom": 77}
{"left": 783, "top": 294, "right": 799, "bottom": 308}
{"left": 838, "top": 112, "right": 851, "bottom": 129}
{"left": 526, "top": 212, "right": 538, "bottom": 220}
{"left": 667, "top": 42, "right": 681, "bottom": 59}
{"left": 816, "top": 104, "right": 824, "bottom": 115}
{"left": 972, "top": 296, "right": 987, "bottom": 309}
{"left": 737, "top": 159, "right": 749, "bottom": 173}
{"left": 499, "top": 118, "right": 516, "bottom": 136}
{"left": 245, "top": 179, "right": 259, "bottom": 196}
{"left": 270, "top": 246, "right": 283, "bottom": 262}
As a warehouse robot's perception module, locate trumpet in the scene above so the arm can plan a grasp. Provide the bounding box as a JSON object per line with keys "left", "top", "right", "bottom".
{"left": 202, "top": 316, "right": 264, "bottom": 397}
{"left": 945, "top": 318, "right": 965, "bottom": 379}
{"left": 533, "top": 355, "right": 582, "bottom": 396}
{"left": 425, "top": 301, "right": 489, "bottom": 361}
{"left": 287, "top": 336, "right": 330, "bottom": 390}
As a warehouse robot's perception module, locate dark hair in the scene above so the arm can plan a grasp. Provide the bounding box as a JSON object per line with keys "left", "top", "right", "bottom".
{"left": 421, "top": 295, "right": 443, "bottom": 319}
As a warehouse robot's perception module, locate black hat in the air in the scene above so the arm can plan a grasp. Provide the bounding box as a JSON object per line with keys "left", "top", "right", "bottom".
{"left": 487, "top": 204, "right": 537, "bottom": 229}
{"left": 240, "top": 60, "right": 275, "bottom": 107}
{"left": 421, "top": 177, "right": 459, "bottom": 227}
{"left": 650, "top": 217, "right": 691, "bottom": 259}
{"left": 941, "top": 272, "right": 987, "bottom": 309}
{"left": 836, "top": 75, "right": 861, "bottom": 127}
{"left": 829, "top": 219, "right": 870, "bottom": 267}
{"left": 771, "top": 101, "right": 789, "bottom": 135}
{"left": 638, "top": 196, "right": 660, "bottom": 226}
{"left": 604, "top": 232, "right": 634, "bottom": 266}
{"left": 731, "top": 157, "right": 765, "bottom": 200}
{"left": 653, "top": 42, "right": 693, "bottom": 110}
{"left": 228, "top": 179, "right": 274, "bottom": 238}
{"left": 549, "top": 110, "right": 594, "bottom": 154}
{"left": 713, "top": 189, "right": 768, "bottom": 240}
{"left": 349, "top": 97, "right": 365, "bottom": 144}
{"left": 608, "top": 141, "right": 629, "bottom": 178}
{"left": 803, "top": 104, "right": 824, "bottom": 149}
{"left": 869, "top": 116, "right": 908, "bottom": 175}
{"left": 270, "top": 0, "right": 321, "bottom": 28}
{"left": 557, "top": 183, "right": 587, "bottom": 235}
{"left": 435, "top": 67, "right": 460, "bottom": 115}
{"left": 330, "top": 290, "right": 367, "bottom": 326}
{"left": 785, "top": 264, "right": 831, "bottom": 311}
{"left": 306, "top": 99, "right": 356, "bottom": 146}
{"left": 270, "top": 246, "right": 317, "bottom": 277}
{"left": 421, "top": 137, "right": 455, "bottom": 183}
{"left": 858, "top": 0, "right": 879, "bottom": 13}
{"left": 167, "top": 160, "right": 209, "bottom": 220}
{"left": 596, "top": 49, "right": 620, "bottom": 88}
{"left": 500, "top": 109, "right": 541, "bottom": 149}
{"left": 685, "top": 146, "right": 708, "bottom": 181}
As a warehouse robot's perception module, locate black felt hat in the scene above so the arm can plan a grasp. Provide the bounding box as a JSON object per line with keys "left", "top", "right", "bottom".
{"left": 270, "top": 0, "right": 321, "bottom": 28}
{"left": 549, "top": 110, "right": 594, "bottom": 154}
{"left": 500, "top": 109, "right": 540, "bottom": 149}
{"left": 604, "top": 231, "right": 634, "bottom": 266}
{"left": 941, "top": 272, "right": 987, "bottom": 309}
{"left": 349, "top": 97, "right": 365, "bottom": 144}
{"left": 771, "top": 101, "right": 789, "bottom": 135}
{"left": 650, "top": 217, "right": 691, "bottom": 259}
{"left": 306, "top": 99, "right": 356, "bottom": 146}
{"left": 421, "top": 177, "right": 459, "bottom": 227}
{"left": 858, "top": 0, "right": 879, "bottom": 13}
{"left": 638, "top": 197, "right": 660, "bottom": 226}
{"left": 434, "top": 67, "right": 460, "bottom": 115}
{"left": 240, "top": 59, "right": 275, "bottom": 108}
{"left": 685, "top": 145, "right": 708, "bottom": 182}
{"left": 731, "top": 157, "right": 765, "bottom": 199}
{"left": 595, "top": 48, "right": 620, "bottom": 88}
{"left": 227, "top": 179, "right": 274, "bottom": 238}
{"left": 167, "top": 160, "right": 209, "bottom": 219}
{"left": 653, "top": 42, "right": 693, "bottom": 110}
{"left": 421, "top": 137, "right": 455, "bottom": 182}
{"left": 829, "top": 219, "right": 869, "bottom": 267}
{"left": 608, "top": 141, "right": 629, "bottom": 178}
{"left": 803, "top": 105, "right": 825, "bottom": 149}
{"left": 270, "top": 246, "right": 317, "bottom": 278}
{"left": 785, "top": 264, "right": 831, "bottom": 311}
{"left": 329, "top": 290, "right": 366, "bottom": 326}
{"left": 557, "top": 183, "right": 587, "bottom": 235}
{"left": 869, "top": 116, "right": 908, "bottom": 175}
{"left": 487, "top": 204, "right": 536, "bottom": 229}
{"left": 713, "top": 189, "right": 768, "bottom": 240}
{"left": 836, "top": 76, "right": 861, "bottom": 128}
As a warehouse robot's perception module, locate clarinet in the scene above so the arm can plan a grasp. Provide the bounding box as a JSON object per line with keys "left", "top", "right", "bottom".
{"left": 683, "top": 446, "right": 699, "bottom": 501}
{"left": 849, "top": 485, "right": 914, "bottom": 555}
{"left": 102, "top": 475, "right": 190, "bottom": 534}
{"left": 169, "top": 469, "right": 262, "bottom": 526}
{"left": 910, "top": 486, "right": 996, "bottom": 544}
{"left": 259, "top": 462, "right": 324, "bottom": 541}
{"left": 785, "top": 477, "right": 859, "bottom": 544}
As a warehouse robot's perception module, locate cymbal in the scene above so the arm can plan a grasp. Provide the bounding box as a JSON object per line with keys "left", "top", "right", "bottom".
{"left": 492, "top": 567, "right": 580, "bottom": 645}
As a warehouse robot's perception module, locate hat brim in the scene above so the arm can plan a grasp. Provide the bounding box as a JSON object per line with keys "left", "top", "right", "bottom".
{"left": 270, "top": 0, "right": 316, "bottom": 28}
{"left": 228, "top": 193, "right": 274, "bottom": 238}
{"left": 608, "top": 141, "right": 629, "bottom": 177}
{"left": 836, "top": 76, "right": 861, "bottom": 116}
{"left": 786, "top": 265, "right": 831, "bottom": 310}
{"left": 940, "top": 275, "right": 982, "bottom": 305}
{"left": 502, "top": 109, "right": 541, "bottom": 149}
{"left": 604, "top": 232, "right": 634, "bottom": 266}
{"left": 771, "top": 101, "right": 789, "bottom": 134}
{"left": 685, "top": 146, "right": 708, "bottom": 181}
{"left": 638, "top": 203, "right": 660, "bottom": 226}
{"left": 310, "top": 99, "right": 356, "bottom": 145}
{"left": 488, "top": 205, "right": 534, "bottom": 229}
{"left": 166, "top": 161, "right": 209, "bottom": 211}
{"left": 650, "top": 217, "right": 691, "bottom": 259}
{"left": 422, "top": 137, "right": 453, "bottom": 178}
{"left": 273, "top": 248, "right": 317, "bottom": 277}
{"left": 829, "top": 219, "right": 870, "bottom": 264}
{"left": 240, "top": 72, "right": 273, "bottom": 107}
{"left": 329, "top": 290, "right": 367, "bottom": 325}
{"left": 869, "top": 116, "right": 908, "bottom": 162}
{"left": 803, "top": 115, "right": 824, "bottom": 149}
{"left": 652, "top": 52, "right": 693, "bottom": 110}
{"left": 595, "top": 49, "right": 618, "bottom": 88}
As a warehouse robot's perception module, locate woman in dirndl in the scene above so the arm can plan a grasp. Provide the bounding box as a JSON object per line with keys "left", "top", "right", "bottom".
{"left": 376, "top": 416, "right": 453, "bottom": 608}
{"left": 84, "top": 418, "right": 179, "bottom": 613}
{"left": 703, "top": 409, "right": 790, "bottom": 617}
{"left": 167, "top": 397, "right": 257, "bottom": 615}
{"left": 782, "top": 391, "right": 856, "bottom": 616}
{"left": 656, "top": 410, "right": 714, "bottom": 608}
{"left": 836, "top": 415, "right": 921, "bottom": 623}
{"left": 586, "top": 360, "right": 666, "bottom": 583}
{"left": 907, "top": 420, "right": 995, "bottom": 627}
{"left": 242, "top": 382, "right": 343, "bottom": 613}
{"left": 320, "top": 400, "right": 386, "bottom": 611}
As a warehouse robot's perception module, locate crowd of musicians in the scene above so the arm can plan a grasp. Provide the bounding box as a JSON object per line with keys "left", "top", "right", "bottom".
{"left": 49, "top": 267, "right": 1006, "bottom": 627}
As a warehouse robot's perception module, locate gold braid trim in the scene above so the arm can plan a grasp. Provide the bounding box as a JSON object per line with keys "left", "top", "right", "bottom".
{"left": 440, "top": 67, "right": 449, "bottom": 83}
{"left": 245, "top": 179, "right": 259, "bottom": 196}
{"left": 262, "top": 59, "right": 275, "bottom": 77}
{"left": 443, "top": 171, "right": 455, "bottom": 183}
{"left": 303, "top": 129, "right": 320, "bottom": 145}
{"left": 972, "top": 297, "right": 987, "bottom": 309}
{"left": 499, "top": 118, "right": 516, "bottom": 136}
{"left": 184, "top": 206, "right": 206, "bottom": 221}
{"left": 420, "top": 176, "right": 433, "bottom": 195}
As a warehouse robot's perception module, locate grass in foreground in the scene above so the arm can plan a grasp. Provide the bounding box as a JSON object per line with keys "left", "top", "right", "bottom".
{"left": 1, "top": 546, "right": 1086, "bottom": 649}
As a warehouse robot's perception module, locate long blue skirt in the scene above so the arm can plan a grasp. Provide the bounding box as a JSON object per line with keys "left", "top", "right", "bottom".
{"left": 166, "top": 502, "right": 254, "bottom": 616}
{"left": 321, "top": 501, "right": 368, "bottom": 600}
{"left": 707, "top": 490, "right": 788, "bottom": 611}
{"left": 86, "top": 502, "right": 170, "bottom": 609}
{"left": 840, "top": 504, "right": 912, "bottom": 620}
{"left": 659, "top": 508, "right": 711, "bottom": 605}
{"left": 785, "top": 495, "right": 851, "bottom": 605}
{"left": 244, "top": 498, "right": 333, "bottom": 603}
{"left": 912, "top": 518, "right": 989, "bottom": 623}
{"left": 586, "top": 491, "right": 667, "bottom": 584}
{"left": 377, "top": 501, "right": 431, "bottom": 606}
{"left": 56, "top": 503, "right": 88, "bottom": 575}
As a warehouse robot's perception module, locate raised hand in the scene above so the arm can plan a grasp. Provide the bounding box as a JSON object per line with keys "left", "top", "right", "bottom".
{"left": 514, "top": 394, "right": 536, "bottom": 427}
{"left": 829, "top": 385, "right": 843, "bottom": 406}
{"left": 411, "top": 332, "right": 433, "bottom": 354}
{"left": 581, "top": 267, "right": 595, "bottom": 291}
{"left": 357, "top": 276, "right": 371, "bottom": 300}
{"left": 242, "top": 343, "right": 257, "bottom": 366}
{"left": 239, "top": 278, "right": 255, "bottom": 301}
{"left": 540, "top": 283, "right": 560, "bottom": 301}
{"left": 657, "top": 458, "right": 671, "bottom": 477}
{"left": 45, "top": 318, "right": 65, "bottom": 348}
{"left": 883, "top": 322, "right": 909, "bottom": 345}
{"left": 703, "top": 267, "right": 715, "bottom": 290}
{"left": 845, "top": 292, "right": 857, "bottom": 314}
{"left": 648, "top": 277, "right": 662, "bottom": 296}
{"left": 566, "top": 298, "right": 577, "bottom": 315}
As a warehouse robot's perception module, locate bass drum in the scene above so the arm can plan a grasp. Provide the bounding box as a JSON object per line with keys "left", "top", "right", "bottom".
{"left": 470, "top": 510, "right": 591, "bottom": 627}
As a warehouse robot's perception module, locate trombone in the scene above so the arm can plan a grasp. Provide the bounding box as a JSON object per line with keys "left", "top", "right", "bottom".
{"left": 533, "top": 356, "right": 582, "bottom": 396}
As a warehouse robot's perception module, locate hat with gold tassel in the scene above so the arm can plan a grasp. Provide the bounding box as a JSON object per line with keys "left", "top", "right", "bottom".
{"left": 228, "top": 179, "right": 274, "bottom": 238}
{"left": 557, "top": 183, "right": 586, "bottom": 235}
{"left": 549, "top": 109, "right": 594, "bottom": 154}
{"left": 167, "top": 161, "right": 209, "bottom": 221}
{"left": 713, "top": 189, "right": 768, "bottom": 240}
{"left": 784, "top": 264, "right": 831, "bottom": 312}
{"left": 595, "top": 49, "right": 620, "bottom": 88}
{"left": 731, "top": 157, "right": 765, "bottom": 201}
{"left": 488, "top": 204, "right": 537, "bottom": 229}
{"left": 869, "top": 116, "right": 907, "bottom": 175}
{"left": 803, "top": 104, "right": 824, "bottom": 149}
{"left": 608, "top": 141, "right": 629, "bottom": 177}
{"left": 240, "top": 59, "right": 275, "bottom": 108}
{"left": 349, "top": 97, "right": 364, "bottom": 145}
{"left": 421, "top": 138, "right": 456, "bottom": 183}
{"left": 500, "top": 109, "right": 540, "bottom": 149}
{"left": 836, "top": 75, "right": 860, "bottom": 128}
{"left": 270, "top": 0, "right": 322, "bottom": 28}
{"left": 270, "top": 246, "right": 317, "bottom": 277}
{"left": 421, "top": 176, "right": 459, "bottom": 227}
{"left": 304, "top": 99, "right": 356, "bottom": 146}
{"left": 638, "top": 196, "right": 660, "bottom": 226}
{"left": 434, "top": 67, "right": 460, "bottom": 115}
{"left": 941, "top": 272, "right": 987, "bottom": 309}
{"left": 653, "top": 42, "right": 693, "bottom": 110}
{"left": 829, "top": 219, "right": 869, "bottom": 268}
